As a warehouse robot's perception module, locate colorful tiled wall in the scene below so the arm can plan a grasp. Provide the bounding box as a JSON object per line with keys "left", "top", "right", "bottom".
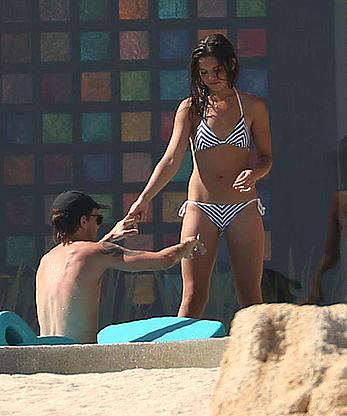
{"left": 0, "top": 0, "right": 271, "bottom": 271}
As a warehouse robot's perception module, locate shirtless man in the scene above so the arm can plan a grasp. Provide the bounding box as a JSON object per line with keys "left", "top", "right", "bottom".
{"left": 36, "top": 190, "right": 205, "bottom": 343}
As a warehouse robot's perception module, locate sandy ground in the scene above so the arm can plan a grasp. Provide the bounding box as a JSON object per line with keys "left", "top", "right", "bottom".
{"left": 0, "top": 367, "right": 219, "bottom": 416}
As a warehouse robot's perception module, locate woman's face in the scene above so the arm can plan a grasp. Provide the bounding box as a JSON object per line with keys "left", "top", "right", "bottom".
{"left": 198, "top": 55, "right": 229, "bottom": 93}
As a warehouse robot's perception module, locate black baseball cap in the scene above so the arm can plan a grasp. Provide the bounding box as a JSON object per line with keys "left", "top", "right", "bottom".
{"left": 51, "top": 190, "right": 110, "bottom": 217}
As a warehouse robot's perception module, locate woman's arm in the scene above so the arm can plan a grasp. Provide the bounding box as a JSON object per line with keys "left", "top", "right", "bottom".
{"left": 128, "top": 99, "right": 192, "bottom": 219}
{"left": 250, "top": 97, "right": 272, "bottom": 180}
{"left": 233, "top": 96, "right": 272, "bottom": 191}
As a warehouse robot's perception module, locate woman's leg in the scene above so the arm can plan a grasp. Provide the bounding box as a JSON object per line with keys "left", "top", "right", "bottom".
{"left": 225, "top": 202, "right": 265, "bottom": 308}
{"left": 178, "top": 203, "right": 220, "bottom": 318}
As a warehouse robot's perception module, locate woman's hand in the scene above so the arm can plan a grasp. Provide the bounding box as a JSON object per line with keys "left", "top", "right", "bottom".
{"left": 128, "top": 196, "right": 150, "bottom": 221}
{"left": 232, "top": 169, "right": 258, "bottom": 192}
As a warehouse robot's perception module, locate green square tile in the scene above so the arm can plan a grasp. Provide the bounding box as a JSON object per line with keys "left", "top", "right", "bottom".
{"left": 160, "top": 70, "right": 189, "bottom": 100}
{"left": 41, "top": 32, "right": 70, "bottom": 62}
{"left": 42, "top": 113, "right": 72, "bottom": 143}
{"left": 120, "top": 71, "right": 150, "bottom": 101}
{"left": 158, "top": 0, "right": 188, "bottom": 19}
{"left": 236, "top": 0, "right": 266, "bottom": 17}
{"left": 89, "top": 193, "right": 113, "bottom": 223}
{"left": 80, "top": 32, "right": 111, "bottom": 61}
{"left": 172, "top": 152, "right": 192, "bottom": 182}
{"left": 6, "top": 236, "right": 37, "bottom": 267}
{"left": 79, "top": 0, "right": 110, "bottom": 20}
{"left": 82, "top": 113, "right": 112, "bottom": 143}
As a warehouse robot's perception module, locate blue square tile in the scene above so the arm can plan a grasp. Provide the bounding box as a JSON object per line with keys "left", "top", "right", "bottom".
{"left": 160, "top": 30, "right": 190, "bottom": 59}
{"left": 83, "top": 154, "right": 113, "bottom": 182}
{"left": 4, "top": 113, "right": 33, "bottom": 143}
{"left": 238, "top": 68, "right": 268, "bottom": 98}
{"left": 160, "top": 70, "right": 189, "bottom": 100}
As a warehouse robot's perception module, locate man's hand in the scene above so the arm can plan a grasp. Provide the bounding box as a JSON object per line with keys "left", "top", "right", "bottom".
{"left": 100, "top": 214, "right": 139, "bottom": 243}
{"left": 181, "top": 234, "right": 207, "bottom": 259}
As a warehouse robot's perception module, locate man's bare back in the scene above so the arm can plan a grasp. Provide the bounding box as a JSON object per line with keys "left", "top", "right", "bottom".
{"left": 36, "top": 190, "right": 205, "bottom": 343}
{"left": 36, "top": 242, "right": 106, "bottom": 343}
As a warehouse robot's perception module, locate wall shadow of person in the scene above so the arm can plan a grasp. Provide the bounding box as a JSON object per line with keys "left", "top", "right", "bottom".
{"left": 308, "top": 137, "right": 347, "bottom": 305}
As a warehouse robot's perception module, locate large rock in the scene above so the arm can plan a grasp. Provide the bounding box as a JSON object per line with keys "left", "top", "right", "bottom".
{"left": 210, "top": 303, "right": 347, "bottom": 416}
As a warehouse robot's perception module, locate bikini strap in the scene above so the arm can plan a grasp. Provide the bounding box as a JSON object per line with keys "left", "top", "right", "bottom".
{"left": 233, "top": 88, "right": 244, "bottom": 117}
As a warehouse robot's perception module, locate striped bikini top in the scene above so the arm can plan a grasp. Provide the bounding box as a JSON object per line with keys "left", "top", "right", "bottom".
{"left": 193, "top": 89, "right": 251, "bottom": 152}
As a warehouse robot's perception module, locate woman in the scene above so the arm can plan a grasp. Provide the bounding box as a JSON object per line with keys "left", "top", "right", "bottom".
{"left": 128, "top": 34, "right": 272, "bottom": 318}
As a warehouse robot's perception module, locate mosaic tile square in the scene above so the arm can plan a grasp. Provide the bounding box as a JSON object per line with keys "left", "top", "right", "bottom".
{"left": 41, "top": 32, "right": 70, "bottom": 62}
{"left": 5, "top": 195, "right": 35, "bottom": 225}
{"left": 236, "top": 0, "right": 266, "bottom": 17}
{"left": 160, "top": 30, "right": 190, "bottom": 60}
{"left": 237, "top": 28, "right": 267, "bottom": 57}
{"left": 162, "top": 192, "right": 186, "bottom": 222}
{"left": 42, "top": 113, "right": 72, "bottom": 143}
{"left": 1, "top": 33, "right": 31, "bottom": 63}
{"left": 158, "top": 0, "right": 188, "bottom": 19}
{"left": 1, "top": 74, "right": 32, "bottom": 104}
{"left": 172, "top": 152, "right": 192, "bottom": 182}
{"left": 41, "top": 73, "right": 71, "bottom": 102}
{"left": 4, "top": 113, "right": 33, "bottom": 144}
{"left": 160, "top": 111, "right": 175, "bottom": 141}
{"left": 89, "top": 193, "right": 113, "bottom": 223}
{"left": 160, "top": 70, "right": 189, "bottom": 100}
{"left": 238, "top": 68, "right": 268, "bottom": 98}
{"left": 121, "top": 112, "right": 151, "bottom": 142}
{"left": 82, "top": 113, "right": 112, "bottom": 143}
{"left": 123, "top": 193, "right": 153, "bottom": 222}
{"left": 80, "top": 32, "right": 111, "bottom": 61}
{"left": 4, "top": 155, "right": 34, "bottom": 185}
{"left": 163, "top": 233, "right": 180, "bottom": 246}
{"left": 2, "top": 0, "right": 32, "bottom": 22}
{"left": 79, "top": 0, "right": 110, "bottom": 20}
{"left": 197, "top": 0, "right": 227, "bottom": 17}
{"left": 6, "top": 236, "right": 36, "bottom": 268}
{"left": 124, "top": 234, "right": 153, "bottom": 251}
{"left": 83, "top": 154, "right": 113, "bottom": 182}
{"left": 44, "top": 154, "right": 73, "bottom": 184}
{"left": 122, "top": 153, "right": 152, "bottom": 183}
{"left": 81, "top": 72, "right": 111, "bottom": 102}
{"left": 40, "top": 0, "right": 70, "bottom": 21}
{"left": 197, "top": 29, "right": 228, "bottom": 41}
{"left": 120, "top": 71, "right": 150, "bottom": 101}
{"left": 132, "top": 274, "right": 155, "bottom": 305}
{"left": 119, "top": 0, "right": 148, "bottom": 19}
{"left": 120, "top": 31, "right": 149, "bottom": 60}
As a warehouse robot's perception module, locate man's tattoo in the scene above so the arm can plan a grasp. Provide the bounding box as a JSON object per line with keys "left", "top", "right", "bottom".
{"left": 101, "top": 242, "right": 124, "bottom": 257}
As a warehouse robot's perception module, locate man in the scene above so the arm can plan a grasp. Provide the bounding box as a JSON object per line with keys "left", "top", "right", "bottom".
{"left": 36, "top": 190, "right": 205, "bottom": 343}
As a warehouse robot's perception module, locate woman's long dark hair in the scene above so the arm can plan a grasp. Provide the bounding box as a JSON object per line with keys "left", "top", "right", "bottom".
{"left": 189, "top": 34, "right": 239, "bottom": 129}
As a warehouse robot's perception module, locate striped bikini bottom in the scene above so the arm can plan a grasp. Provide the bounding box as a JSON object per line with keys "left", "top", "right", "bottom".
{"left": 178, "top": 198, "right": 265, "bottom": 234}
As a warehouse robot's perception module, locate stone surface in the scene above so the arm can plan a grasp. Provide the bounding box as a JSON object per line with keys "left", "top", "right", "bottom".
{"left": 210, "top": 303, "right": 347, "bottom": 416}
{"left": 0, "top": 337, "right": 229, "bottom": 374}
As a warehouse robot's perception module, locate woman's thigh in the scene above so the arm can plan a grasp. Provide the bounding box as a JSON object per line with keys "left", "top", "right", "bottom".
{"left": 180, "top": 203, "right": 220, "bottom": 293}
{"left": 225, "top": 202, "right": 265, "bottom": 295}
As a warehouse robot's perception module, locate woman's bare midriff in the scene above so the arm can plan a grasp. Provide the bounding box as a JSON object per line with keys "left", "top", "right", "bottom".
{"left": 187, "top": 144, "right": 257, "bottom": 203}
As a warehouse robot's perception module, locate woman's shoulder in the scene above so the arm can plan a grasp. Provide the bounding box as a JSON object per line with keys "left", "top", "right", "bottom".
{"left": 238, "top": 91, "right": 268, "bottom": 114}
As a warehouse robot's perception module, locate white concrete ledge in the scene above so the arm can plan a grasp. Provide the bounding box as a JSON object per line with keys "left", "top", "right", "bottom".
{"left": 0, "top": 337, "right": 230, "bottom": 374}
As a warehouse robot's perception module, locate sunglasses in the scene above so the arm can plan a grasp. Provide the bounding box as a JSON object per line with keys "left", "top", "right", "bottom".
{"left": 89, "top": 214, "right": 103, "bottom": 225}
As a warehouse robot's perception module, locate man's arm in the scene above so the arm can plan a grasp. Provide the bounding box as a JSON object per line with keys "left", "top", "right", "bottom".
{"left": 97, "top": 236, "right": 205, "bottom": 272}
